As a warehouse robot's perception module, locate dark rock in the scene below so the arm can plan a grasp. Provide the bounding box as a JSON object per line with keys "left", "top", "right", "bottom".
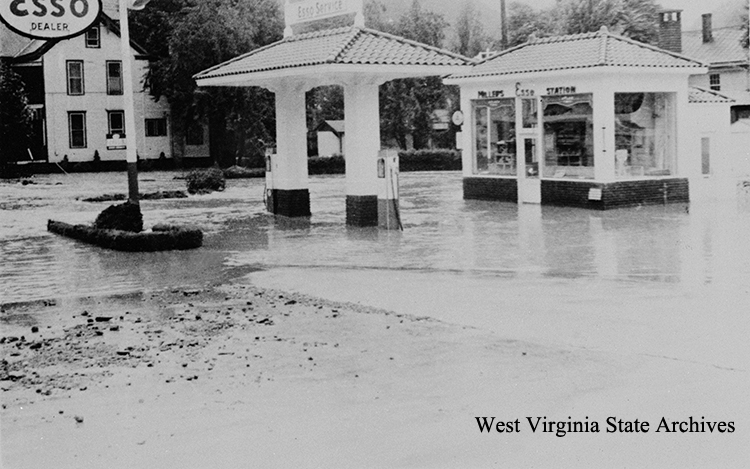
{"left": 31, "top": 326, "right": 39, "bottom": 333}
{"left": 94, "top": 316, "right": 112, "bottom": 322}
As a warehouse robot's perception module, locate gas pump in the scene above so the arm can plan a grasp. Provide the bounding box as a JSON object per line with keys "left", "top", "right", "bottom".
{"left": 377, "top": 149, "right": 402, "bottom": 230}
{"left": 264, "top": 146, "right": 275, "bottom": 213}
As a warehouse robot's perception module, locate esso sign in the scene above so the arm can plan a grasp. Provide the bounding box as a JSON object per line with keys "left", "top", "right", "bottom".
{"left": 0, "top": 0, "right": 102, "bottom": 40}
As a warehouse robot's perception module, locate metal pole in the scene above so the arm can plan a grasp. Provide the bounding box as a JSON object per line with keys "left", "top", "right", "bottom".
{"left": 500, "top": 0, "right": 508, "bottom": 50}
{"left": 119, "top": 0, "right": 139, "bottom": 205}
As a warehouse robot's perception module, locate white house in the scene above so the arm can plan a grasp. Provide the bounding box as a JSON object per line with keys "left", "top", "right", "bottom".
{"left": 1, "top": 12, "right": 210, "bottom": 166}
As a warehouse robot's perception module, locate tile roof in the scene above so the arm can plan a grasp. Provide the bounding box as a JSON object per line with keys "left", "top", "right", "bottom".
{"left": 448, "top": 27, "right": 705, "bottom": 80}
{"left": 689, "top": 86, "right": 736, "bottom": 103}
{"left": 0, "top": 24, "right": 48, "bottom": 61}
{"left": 682, "top": 27, "right": 748, "bottom": 66}
{"left": 195, "top": 27, "right": 471, "bottom": 80}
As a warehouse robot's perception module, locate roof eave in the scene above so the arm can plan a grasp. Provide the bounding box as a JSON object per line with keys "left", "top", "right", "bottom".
{"left": 445, "top": 64, "right": 707, "bottom": 83}
{"left": 196, "top": 63, "right": 474, "bottom": 89}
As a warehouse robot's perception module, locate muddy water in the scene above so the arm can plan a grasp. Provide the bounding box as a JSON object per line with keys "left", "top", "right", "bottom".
{"left": 2, "top": 171, "right": 750, "bottom": 308}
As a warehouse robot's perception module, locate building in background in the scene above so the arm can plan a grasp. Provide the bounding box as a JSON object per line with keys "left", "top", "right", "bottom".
{"left": 1, "top": 12, "right": 210, "bottom": 168}
{"left": 659, "top": 9, "right": 750, "bottom": 119}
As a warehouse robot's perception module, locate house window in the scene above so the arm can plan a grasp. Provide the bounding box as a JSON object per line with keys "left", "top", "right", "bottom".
{"left": 68, "top": 112, "right": 87, "bottom": 148}
{"left": 472, "top": 98, "right": 516, "bottom": 175}
{"left": 106, "top": 61, "right": 123, "bottom": 95}
{"left": 108, "top": 111, "right": 125, "bottom": 136}
{"left": 614, "top": 93, "right": 676, "bottom": 178}
{"left": 85, "top": 25, "right": 100, "bottom": 48}
{"left": 542, "top": 93, "right": 594, "bottom": 179}
{"left": 186, "top": 122, "right": 204, "bottom": 146}
{"left": 709, "top": 74, "right": 720, "bottom": 91}
{"left": 66, "top": 61, "right": 84, "bottom": 95}
{"left": 146, "top": 118, "right": 167, "bottom": 137}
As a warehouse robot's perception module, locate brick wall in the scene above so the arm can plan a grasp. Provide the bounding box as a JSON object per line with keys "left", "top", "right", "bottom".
{"left": 658, "top": 10, "right": 682, "bottom": 53}
{"left": 346, "top": 195, "right": 378, "bottom": 227}
{"left": 463, "top": 177, "right": 518, "bottom": 202}
{"left": 271, "top": 189, "right": 311, "bottom": 217}
{"left": 541, "top": 178, "right": 689, "bottom": 209}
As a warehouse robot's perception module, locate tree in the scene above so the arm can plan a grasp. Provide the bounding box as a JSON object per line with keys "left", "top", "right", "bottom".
{"left": 503, "top": 2, "right": 557, "bottom": 48}
{"left": 131, "top": 0, "right": 283, "bottom": 167}
{"left": 0, "top": 61, "right": 33, "bottom": 176}
{"left": 741, "top": 3, "right": 749, "bottom": 49}
{"left": 379, "top": 0, "right": 451, "bottom": 150}
{"left": 454, "top": 1, "right": 486, "bottom": 58}
{"left": 559, "top": 0, "right": 659, "bottom": 44}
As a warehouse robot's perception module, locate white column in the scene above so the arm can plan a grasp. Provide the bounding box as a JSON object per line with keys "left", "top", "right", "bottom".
{"left": 594, "top": 88, "right": 616, "bottom": 181}
{"left": 344, "top": 82, "right": 381, "bottom": 196}
{"left": 274, "top": 84, "right": 309, "bottom": 191}
{"left": 459, "top": 86, "right": 474, "bottom": 177}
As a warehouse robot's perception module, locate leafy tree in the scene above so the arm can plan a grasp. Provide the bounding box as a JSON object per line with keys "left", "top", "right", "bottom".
{"left": 131, "top": 0, "right": 283, "bottom": 166}
{"left": 558, "top": 0, "right": 659, "bottom": 44}
{"left": 380, "top": 0, "right": 452, "bottom": 150}
{"left": 741, "top": 4, "right": 748, "bottom": 49}
{"left": 0, "top": 61, "right": 33, "bottom": 175}
{"left": 454, "top": 1, "right": 486, "bottom": 58}
{"left": 502, "top": 2, "right": 558, "bottom": 48}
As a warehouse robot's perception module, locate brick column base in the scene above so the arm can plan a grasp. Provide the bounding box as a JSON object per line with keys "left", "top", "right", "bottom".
{"left": 346, "top": 195, "right": 378, "bottom": 227}
{"left": 268, "top": 189, "right": 311, "bottom": 217}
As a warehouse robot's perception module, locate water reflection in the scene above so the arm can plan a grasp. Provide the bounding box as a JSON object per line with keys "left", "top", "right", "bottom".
{"left": 1, "top": 171, "right": 749, "bottom": 304}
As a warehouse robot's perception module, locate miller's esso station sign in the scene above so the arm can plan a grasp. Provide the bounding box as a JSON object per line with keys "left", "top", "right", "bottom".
{"left": 0, "top": 0, "right": 102, "bottom": 40}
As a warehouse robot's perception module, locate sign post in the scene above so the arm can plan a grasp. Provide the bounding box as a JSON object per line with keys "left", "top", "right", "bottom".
{"left": 118, "top": 0, "right": 141, "bottom": 204}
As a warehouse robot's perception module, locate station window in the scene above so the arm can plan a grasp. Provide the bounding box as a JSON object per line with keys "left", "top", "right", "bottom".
{"left": 541, "top": 94, "right": 594, "bottom": 179}
{"left": 68, "top": 112, "right": 87, "bottom": 148}
{"left": 66, "top": 61, "right": 84, "bottom": 96}
{"left": 472, "top": 98, "right": 516, "bottom": 175}
{"left": 709, "top": 74, "right": 720, "bottom": 91}
{"left": 614, "top": 92, "right": 675, "bottom": 179}
{"left": 701, "top": 137, "right": 711, "bottom": 175}
{"left": 85, "top": 25, "right": 100, "bottom": 48}
{"left": 146, "top": 118, "right": 167, "bottom": 137}
{"left": 186, "top": 121, "right": 204, "bottom": 146}
{"left": 108, "top": 110, "right": 125, "bottom": 136}
{"left": 106, "top": 61, "right": 123, "bottom": 95}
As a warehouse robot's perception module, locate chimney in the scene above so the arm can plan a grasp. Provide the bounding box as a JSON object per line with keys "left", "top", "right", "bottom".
{"left": 657, "top": 9, "right": 682, "bottom": 53}
{"left": 702, "top": 13, "right": 713, "bottom": 43}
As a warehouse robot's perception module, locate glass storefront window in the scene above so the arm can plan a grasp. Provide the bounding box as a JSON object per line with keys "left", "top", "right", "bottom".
{"left": 542, "top": 94, "right": 594, "bottom": 179}
{"left": 472, "top": 98, "right": 516, "bottom": 176}
{"left": 614, "top": 92, "right": 675, "bottom": 178}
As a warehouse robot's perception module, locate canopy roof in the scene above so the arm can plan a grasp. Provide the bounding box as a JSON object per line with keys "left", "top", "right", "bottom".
{"left": 447, "top": 27, "right": 706, "bottom": 81}
{"left": 195, "top": 26, "right": 473, "bottom": 88}
{"left": 688, "top": 86, "right": 736, "bottom": 104}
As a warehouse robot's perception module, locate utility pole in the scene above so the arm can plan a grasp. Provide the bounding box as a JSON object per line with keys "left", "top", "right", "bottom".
{"left": 500, "top": 0, "right": 508, "bottom": 50}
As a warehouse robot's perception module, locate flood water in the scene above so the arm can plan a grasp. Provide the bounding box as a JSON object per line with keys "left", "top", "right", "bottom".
{"left": 2, "top": 171, "right": 749, "bottom": 304}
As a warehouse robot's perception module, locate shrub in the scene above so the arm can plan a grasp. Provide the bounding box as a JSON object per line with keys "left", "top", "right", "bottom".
{"left": 93, "top": 201, "right": 143, "bottom": 233}
{"left": 398, "top": 149, "right": 461, "bottom": 172}
{"left": 308, "top": 154, "right": 345, "bottom": 175}
{"left": 48, "top": 220, "right": 202, "bottom": 252}
{"left": 186, "top": 167, "right": 226, "bottom": 194}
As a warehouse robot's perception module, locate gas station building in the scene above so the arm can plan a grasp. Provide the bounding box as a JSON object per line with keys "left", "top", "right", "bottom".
{"left": 445, "top": 27, "right": 721, "bottom": 209}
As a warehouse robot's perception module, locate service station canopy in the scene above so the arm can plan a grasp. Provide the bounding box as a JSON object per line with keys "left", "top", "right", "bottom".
{"left": 193, "top": 26, "right": 473, "bottom": 91}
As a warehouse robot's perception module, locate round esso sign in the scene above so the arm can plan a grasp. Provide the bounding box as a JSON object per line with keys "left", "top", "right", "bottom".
{"left": 0, "top": 0, "right": 103, "bottom": 40}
